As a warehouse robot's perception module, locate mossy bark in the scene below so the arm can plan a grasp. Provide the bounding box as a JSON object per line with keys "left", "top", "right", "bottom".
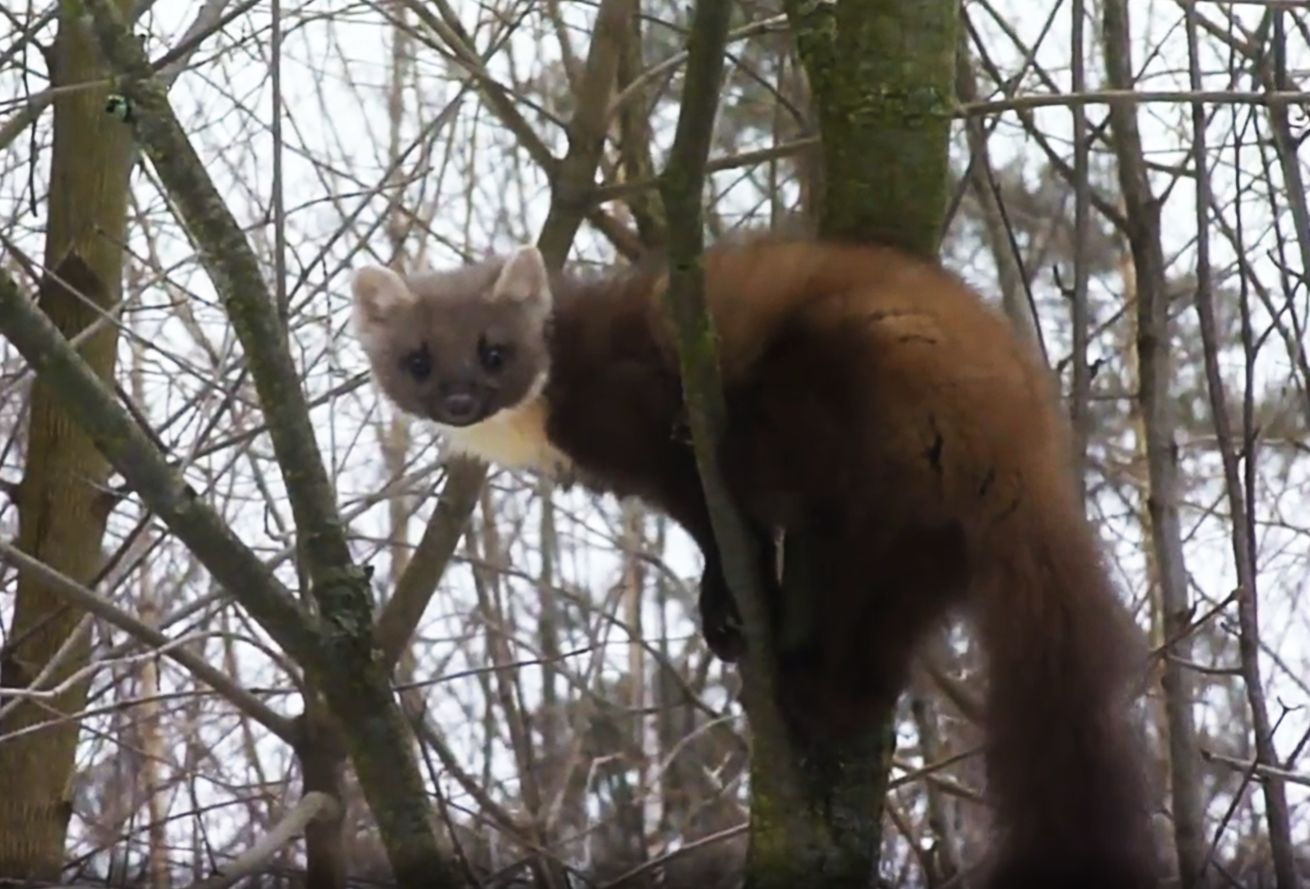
{"left": 786, "top": 0, "right": 957, "bottom": 256}
{"left": 0, "top": 2, "right": 135, "bottom": 879}
{"left": 743, "top": 536, "right": 897, "bottom": 889}
{"left": 652, "top": 2, "right": 957, "bottom": 888}
{"left": 746, "top": 3, "right": 960, "bottom": 887}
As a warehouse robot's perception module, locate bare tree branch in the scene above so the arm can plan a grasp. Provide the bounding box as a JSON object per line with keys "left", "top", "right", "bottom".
{"left": 657, "top": 0, "right": 782, "bottom": 719}
{"left": 375, "top": 462, "right": 487, "bottom": 671}
{"left": 537, "top": 0, "right": 637, "bottom": 263}
{"left": 1101, "top": 1, "right": 1207, "bottom": 882}
{"left": 186, "top": 791, "right": 341, "bottom": 889}
{"left": 81, "top": 0, "right": 364, "bottom": 617}
{"left": 1184, "top": 8, "right": 1298, "bottom": 885}
{"left": 0, "top": 266, "right": 319, "bottom": 662}
{"left": 0, "top": 539, "right": 296, "bottom": 742}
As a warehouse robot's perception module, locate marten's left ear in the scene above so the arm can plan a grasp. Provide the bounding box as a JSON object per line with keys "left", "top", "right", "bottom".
{"left": 490, "top": 245, "right": 551, "bottom": 308}
{"left": 352, "top": 265, "right": 414, "bottom": 350}
{"left": 352, "top": 266, "right": 413, "bottom": 322}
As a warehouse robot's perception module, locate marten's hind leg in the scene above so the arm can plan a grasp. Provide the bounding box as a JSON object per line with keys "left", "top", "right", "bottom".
{"left": 775, "top": 522, "right": 969, "bottom": 739}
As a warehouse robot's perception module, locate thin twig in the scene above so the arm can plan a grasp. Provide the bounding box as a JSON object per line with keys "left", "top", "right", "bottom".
{"left": 0, "top": 539, "right": 296, "bottom": 741}
{"left": 0, "top": 265, "right": 319, "bottom": 662}
{"left": 185, "top": 791, "right": 342, "bottom": 889}
{"left": 960, "top": 87, "right": 1310, "bottom": 115}
{"left": 1201, "top": 749, "right": 1310, "bottom": 789}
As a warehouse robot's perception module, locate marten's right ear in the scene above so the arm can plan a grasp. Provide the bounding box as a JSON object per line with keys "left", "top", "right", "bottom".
{"left": 490, "top": 245, "right": 551, "bottom": 310}
{"left": 351, "top": 266, "right": 413, "bottom": 337}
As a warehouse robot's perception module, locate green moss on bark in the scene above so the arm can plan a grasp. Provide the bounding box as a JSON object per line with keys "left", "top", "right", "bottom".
{"left": 787, "top": 0, "right": 958, "bottom": 255}
{"left": 748, "top": 3, "right": 960, "bottom": 887}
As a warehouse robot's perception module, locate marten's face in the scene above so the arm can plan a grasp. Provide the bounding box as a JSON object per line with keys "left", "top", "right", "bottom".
{"left": 351, "top": 246, "right": 552, "bottom": 427}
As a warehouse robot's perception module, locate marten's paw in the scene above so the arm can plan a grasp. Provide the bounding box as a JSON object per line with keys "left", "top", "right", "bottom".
{"left": 703, "top": 613, "right": 746, "bottom": 662}
{"left": 698, "top": 564, "right": 746, "bottom": 662}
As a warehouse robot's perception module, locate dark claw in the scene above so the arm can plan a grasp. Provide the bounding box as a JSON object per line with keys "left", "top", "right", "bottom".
{"left": 702, "top": 587, "right": 746, "bottom": 661}
{"left": 699, "top": 562, "right": 747, "bottom": 662}
{"left": 703, "top": 615, "right": 747, "bottom": 662}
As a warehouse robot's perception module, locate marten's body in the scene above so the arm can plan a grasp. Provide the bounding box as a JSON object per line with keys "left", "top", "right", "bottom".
{"left": 352, "top": 237, "right": 1158, "bottom": 888}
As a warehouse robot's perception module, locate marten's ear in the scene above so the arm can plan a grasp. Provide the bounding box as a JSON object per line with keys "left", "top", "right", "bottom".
{"left": 352, "top": 266, "right": 413, "bottom": 335}
{"left": 490, "top": 245, "right": 551, "bottom": 309}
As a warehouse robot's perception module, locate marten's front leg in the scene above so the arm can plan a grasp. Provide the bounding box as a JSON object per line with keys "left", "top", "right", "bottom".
{"left": 546, "top": 361, "right": 761, "bottom": 658}
{"left": 697, "top": 551, "right": 744, "bottom": 661}
{"left": 695, "top": 529, "right": 779, "bottom": 662}
{"left": 651, "top": 479, "right": 762, "bottom": 662}
{"left": 649, "top": 456, "right": 780, "bottom": 662}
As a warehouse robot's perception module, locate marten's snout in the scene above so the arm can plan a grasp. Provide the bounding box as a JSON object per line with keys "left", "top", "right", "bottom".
{"left": 442, "top": 393, "right": 478, "bottom": 423}
{"left": 430, "top": 378, "right": 488, "bottom": 426}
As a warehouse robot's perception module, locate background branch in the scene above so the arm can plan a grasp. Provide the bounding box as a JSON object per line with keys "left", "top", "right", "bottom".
{"left": 0, "top": 266, "right": 319, "bottom": 663}
{"left": 187, "top": 791, "right": 341, "bottom": 889}
{"left": 375, "top": 458, "right": 487, "bottom": 670}
{"left": 0, "top": 540, "right": 295, "bottom": 742}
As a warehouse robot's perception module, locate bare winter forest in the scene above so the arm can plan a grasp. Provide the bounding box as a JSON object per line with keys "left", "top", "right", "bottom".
{"left": 0, "top": 0, "right": 1308, "bottom": 887}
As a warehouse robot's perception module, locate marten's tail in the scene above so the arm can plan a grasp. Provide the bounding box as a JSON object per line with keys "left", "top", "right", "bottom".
{"left": 976, "top": 499, "right": 1158, "bottom": 889}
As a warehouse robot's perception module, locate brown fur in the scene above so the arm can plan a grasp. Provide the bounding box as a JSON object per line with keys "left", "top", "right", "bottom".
{"left": 352, "top": 237, "right": 1159, "bottom": 888}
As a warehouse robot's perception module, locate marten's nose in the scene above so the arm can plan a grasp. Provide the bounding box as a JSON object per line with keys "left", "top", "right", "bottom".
{"left": 443, "top": 393, "right": 478, "bottom": 422}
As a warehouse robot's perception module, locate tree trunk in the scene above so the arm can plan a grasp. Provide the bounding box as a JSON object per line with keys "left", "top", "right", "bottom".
{"left": 786, "top": 0, "right": 958, "bottom": 254}
{"left": 744, "top": 3, "right": 961, "bottom": 887}
{"left": 1101, "top": 1, "right": 1207, "bottom": 883}
{"left": 0, "top": 2, "right": 136, "bottom": 879}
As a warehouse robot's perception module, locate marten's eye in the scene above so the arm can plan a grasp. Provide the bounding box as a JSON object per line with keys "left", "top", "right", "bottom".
{"left": 401, "top": 345, "right": 431, "bottom": 381}
{"left": 478, "top": 337, "right": 512, "bottom": 373}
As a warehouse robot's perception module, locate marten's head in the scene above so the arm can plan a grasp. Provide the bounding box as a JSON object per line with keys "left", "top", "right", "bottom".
{"left": 351, "top": 245, "right": 552, "bottom": 428}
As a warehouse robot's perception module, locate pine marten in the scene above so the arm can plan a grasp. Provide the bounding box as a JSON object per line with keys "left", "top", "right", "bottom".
{"left": 351, "top": 236, "right": 1158, "bottom": 888}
